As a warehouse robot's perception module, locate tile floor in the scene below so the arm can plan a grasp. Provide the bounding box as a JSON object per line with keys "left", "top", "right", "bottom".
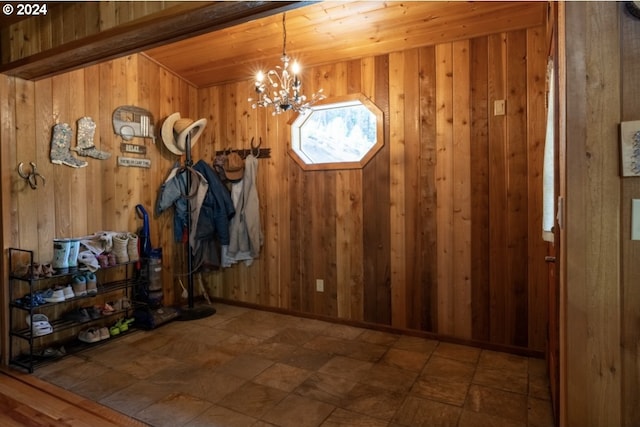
{"left": 34, "top": 303, "right": 555, "bottom": 427}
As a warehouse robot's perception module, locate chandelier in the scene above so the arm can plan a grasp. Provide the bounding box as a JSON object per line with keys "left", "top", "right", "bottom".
{"left": 249, "top": 13, "right": 325, "bottom": 115}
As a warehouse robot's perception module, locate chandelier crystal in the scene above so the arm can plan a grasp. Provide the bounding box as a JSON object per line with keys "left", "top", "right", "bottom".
{"left": 249, "top": 13, "right": 324, "bottom": 115}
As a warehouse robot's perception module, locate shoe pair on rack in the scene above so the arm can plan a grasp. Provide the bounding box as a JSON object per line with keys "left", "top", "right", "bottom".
{"left": 109, "top": 317, "right": 135, "bottom": 336}
{"left": 78, "top": 327, "right": 110, "bottom": 343}
{"left": 26, "top": 314, "right": 53, "bottom": 337}
{"left": 71, "top": 272, "right": 97, "bottom": 297}
{"left": 43, "top": 284, "right": 74, "bottom": 303}
{"left": 14, "top": 291, "right": 47, "bottom": 308}
{"left": 13, "top": 263, "right": 55, "bottom": 279}
{"left": 112, "top": 233, "right": 139, "bottom": 264}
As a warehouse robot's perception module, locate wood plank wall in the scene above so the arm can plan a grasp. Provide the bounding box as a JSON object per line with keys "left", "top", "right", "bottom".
{"left": 1, "top": 27, "right": 548, "bottom": 354}
{"left": 198, "top": 26, "right": 548, "bottom": 351}
{"left": 564, "top": 2, "right": 640, "bottom": 426}
{"left": 0, "top": 55, "right": 196, "bottom": 358}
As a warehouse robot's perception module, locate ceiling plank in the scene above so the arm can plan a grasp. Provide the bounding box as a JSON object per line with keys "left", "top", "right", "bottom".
{"left": 145, "top": 1, "right": 545, "bottom": 88}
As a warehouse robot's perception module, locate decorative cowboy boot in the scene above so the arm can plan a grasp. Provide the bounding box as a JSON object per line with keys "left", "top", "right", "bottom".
{"left": 73, "top": 117, "right": 111, "bottom": 160}
{"left": 50, "top": 123, "right": 88, "bottom": 168}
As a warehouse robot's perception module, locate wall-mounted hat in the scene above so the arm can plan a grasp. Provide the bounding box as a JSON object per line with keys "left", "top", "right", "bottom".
{"left": 224, "top": 152, "right": 245, "bottom": 181}
{"left": 161, "top": 112, "right": 207, "bottom": 155}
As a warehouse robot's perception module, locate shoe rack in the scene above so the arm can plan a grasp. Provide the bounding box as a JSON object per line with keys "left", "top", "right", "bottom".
{"left": 8, "top": 248, "right": 138, "bottom": 373}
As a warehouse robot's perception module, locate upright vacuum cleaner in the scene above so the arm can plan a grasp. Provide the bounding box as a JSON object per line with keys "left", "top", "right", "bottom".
{"left": 133, "top": 204, "right": 178, "bottom": 329}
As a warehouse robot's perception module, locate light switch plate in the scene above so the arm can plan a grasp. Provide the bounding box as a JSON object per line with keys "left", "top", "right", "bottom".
{"left": 632, "top": 199, "right": 640, "bottom": 240}
{"left": 494, "top": 99, "right": 505, "bottom": 116}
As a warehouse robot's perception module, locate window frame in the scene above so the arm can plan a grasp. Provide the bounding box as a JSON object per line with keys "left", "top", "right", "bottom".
{"left": 287, "top": 93, "right": 384, "bottom": 171}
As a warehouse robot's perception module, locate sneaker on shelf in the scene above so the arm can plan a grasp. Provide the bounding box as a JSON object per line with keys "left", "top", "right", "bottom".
{"left": 41, "top": 263, "right": 56, "bottom": 277}
{"left": 62, "top": 307, "right": 91, "bottom": 323}
{"left": 36, "top": 346, "right": 66, "bottom": 358}
{"left": 62, "top": 284, "right": 75, "bottom": 300}
{"left": 43, "top": 287, "right": 66, "bottom": 303}
{"left": 85, "top": 272, "right": 98, "bottom": 295}
{"left": 26, "top": 314, "right": 53, "bottom": 337}
{"left": 97, "top": 253, "right": 109, "bottom": 268}
{"left": 107, "top": 253, "right": 117, "bottom": 267}
{"left": 78, "top": 327, "right": 102, "bottom": 343}
{"left": 101, "top": 303, "right": 115, "bottom": 316}
{"left": 98, "top": 327, "right": 110, "bottom": 341}
{"left": 87, "top": 305, "right": 102, "bottom": 319}
{"left": 72, "top": 274, "right": 87, "bottom": 297}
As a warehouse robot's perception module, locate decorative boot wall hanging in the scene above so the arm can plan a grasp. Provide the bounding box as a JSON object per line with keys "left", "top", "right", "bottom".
{"left": 73, "top": 116, "right": 111, "bottom": 160}
{"left": 50, "top": 123, "right": 88, "bottom": 168}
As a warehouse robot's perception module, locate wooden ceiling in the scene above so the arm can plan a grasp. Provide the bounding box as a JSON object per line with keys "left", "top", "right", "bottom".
{"left": 143, "top": 1, "right": 546, "bottom": 88}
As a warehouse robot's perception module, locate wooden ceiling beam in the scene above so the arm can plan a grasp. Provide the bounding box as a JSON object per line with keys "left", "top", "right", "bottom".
{"left": 0, "top": 1, "right": 308, "bottom": 81}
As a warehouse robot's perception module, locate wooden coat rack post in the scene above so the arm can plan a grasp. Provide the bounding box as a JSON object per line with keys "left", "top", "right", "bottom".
{"left": 177, "top": 133, "right": 216, "bottom": 321}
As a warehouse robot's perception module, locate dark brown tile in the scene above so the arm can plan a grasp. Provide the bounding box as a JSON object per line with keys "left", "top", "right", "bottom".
{"left": 69, "top": 367, "right": 138, "bottom": 402}
{"left": 361, "top": 363, "right": 418, "bottom": 393}
{"left": 321, "top": 324, "right": 366, "bottom": 340}
{"left": 253, "top": 362, "right": 313, "bottom": 392}
{"left": 393, "top": 395, "right": 461, "bottom": 427}
{"left": 280, "top": 346, "right": 334, "bottom": 371}
{"left": 320, "top": 408, "right": 389, "bottom": 427}
{"left": 473, "top": 365, "right": 528, "bottom": 394}
{"left": 268, "top": 327, "right": 319, "bottom": 346}
{"left": 305, "top": 336, "right": 387, "bottom": 362}
{"left": 295, "top": 372, "right": 358, "bottom": 406}
{"left": 458, "top": 409, "right": 526, "bottom": 427}
{"left": 464, "top": 384, "right": 528, "bottom": 423}
{"left": 392, "top": 336, "right": 439, "bottom": 354}
{"left": 528, "top": 396, "right": 555, "bottom": 427}
{"left": 111, "top": 351, "right": 181, "bottom": 380}
{"left": 422, "top": 355, "right": 476, "bottom": 381}
{"left": 318, "top": 355, "right": 374, "bottom": 382}
{"left": 218, "top": 333, "right": 265, "bottom": 355}
{"left": 262, "top": 394, "right": 335, "bottom": 427}
{"left": 218, "top": 381, "right": 288, "bottom": 419}
{"left": 216, "top": 353, "right": 274, "bottom": 380}
{"left": 173, "top": 370, "right": 247, "bottom": 404}
{"left": 342, "top": 383, "right": 406, "bottom": 421}
{"left": 99, "top": 380, "right": 176, "bottom": 417}
{"left": 187, "top": 403, "right": 259, "bottom": 427}
{"left": 411, "top": 376, "right": 471, "bottom": 407}
{"left": 382, "top": 347, "right": 430, "bottom": 372}
{"left": 357, "top": 329, "right": 400, "bottom": 346}
{"left": 249, "top": 341, "right": 299, "bottom": 361}
{"left": 135, "top": 392, "right": 212, "bottom": 427}
{"left": 433, "top": 342, "right": 481, "bottom": 364}
{"left": 478, "top": 350, "right": 529, "bottom": 373}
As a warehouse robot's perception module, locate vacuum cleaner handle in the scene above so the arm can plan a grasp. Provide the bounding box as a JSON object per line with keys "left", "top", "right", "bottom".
{"left": 136, "top": 204, "right": 152, "bottom": 258}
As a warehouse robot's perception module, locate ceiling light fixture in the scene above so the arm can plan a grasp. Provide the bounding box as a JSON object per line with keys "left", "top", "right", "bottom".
{"left": 249, "top": 13, "right": 324, "bottom": 115}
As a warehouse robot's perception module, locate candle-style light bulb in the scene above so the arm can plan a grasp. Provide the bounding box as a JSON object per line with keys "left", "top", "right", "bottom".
{"left": 291, "top": 61, "right": 300, "bottom": 75}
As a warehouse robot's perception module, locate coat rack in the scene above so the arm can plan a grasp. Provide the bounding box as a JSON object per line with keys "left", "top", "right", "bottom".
{"left": 176, "top": 133, "right": 216, "bottom": 321}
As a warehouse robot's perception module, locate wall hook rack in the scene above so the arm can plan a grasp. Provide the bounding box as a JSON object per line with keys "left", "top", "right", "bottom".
{"left": 214, "top": 137, "right": 271, "bottom": 159}
{"left": 17, "top": 162, "right": 45, "bottom": 189}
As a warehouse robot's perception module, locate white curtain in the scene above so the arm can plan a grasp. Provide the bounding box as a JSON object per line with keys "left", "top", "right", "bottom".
{"left": 542, "top": 58, "right": 555, "bottom": 242}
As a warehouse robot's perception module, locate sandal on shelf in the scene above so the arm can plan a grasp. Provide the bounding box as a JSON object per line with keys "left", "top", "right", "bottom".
{"left": 115, "top": 317, "right": 135, "bottom": 333}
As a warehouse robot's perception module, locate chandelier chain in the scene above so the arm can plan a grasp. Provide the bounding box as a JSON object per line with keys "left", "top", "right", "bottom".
{"left": 282, "top": 13, "right": 287, "bottom": 57}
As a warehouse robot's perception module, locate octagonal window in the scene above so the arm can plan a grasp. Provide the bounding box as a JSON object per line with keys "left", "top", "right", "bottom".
{"left": 289, "top": 93, "right": 384, "bottom": 170}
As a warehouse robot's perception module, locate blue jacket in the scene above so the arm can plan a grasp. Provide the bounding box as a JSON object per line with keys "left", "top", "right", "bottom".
{"left": 156, "top": 160, "right": 235, "bottom": 246}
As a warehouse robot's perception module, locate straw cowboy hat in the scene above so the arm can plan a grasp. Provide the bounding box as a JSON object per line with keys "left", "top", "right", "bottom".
{"left": 161, "top": 112, "right": 207, "bottom": 155}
